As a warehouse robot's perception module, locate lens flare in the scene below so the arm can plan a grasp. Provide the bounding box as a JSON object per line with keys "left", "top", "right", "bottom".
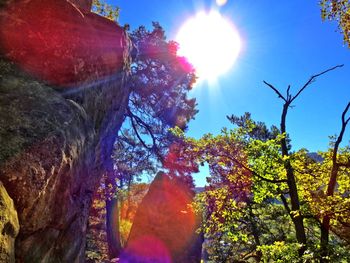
{"left": 0, "top": 0, "right": 126, "bottom": 87}
{"left": 121, "top": 172, "right": 200, "bottom": 262}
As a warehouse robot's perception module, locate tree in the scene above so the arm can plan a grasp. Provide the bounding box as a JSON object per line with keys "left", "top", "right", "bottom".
{"left": 261, "top": 66, "right": 341, "bottom": 252}
{"left": 320, "top": 0, "right": 350, "bottom": 47}
{"left": 172, "top": 117, "right": 295, "bottom": 262}
{"left": 294, "top": 103, "right": 350, "bottom": 260}
{"left": 104, "top": 133, "right": 155, "bottom": 259}
{"left": 172, "top": 65, "right": 350, "bottom": 261}
{"left": 126, "top": 22, "right": 197, "bottom": 157}
{"left": 110, "top": 22, "right": 196, "bottom": 257}
{"left": 86, "top": 22, "right": 198, "bottom": 260}
{"left": 262, "top": 64, "right": 345, "bottom": 259}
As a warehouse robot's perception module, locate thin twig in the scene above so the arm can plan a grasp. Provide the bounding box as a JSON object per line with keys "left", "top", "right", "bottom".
{"left": 291, "top": 64, "right": 344, "bottom": 103}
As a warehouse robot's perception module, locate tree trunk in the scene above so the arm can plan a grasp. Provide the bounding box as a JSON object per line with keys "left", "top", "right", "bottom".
{"left": 105, "top": 196, "right": 122, "bottom": 259}
{"left": 248, "top": 205, "right": 262, "bottom": 261}
{"left": 320, "top": 216, "right": 330, "bottom": 261}
{"left": 320, "top": 161, "right": 340, "bottom": 261}
{"left": 280, "top": 104, "right": 307, "bottom": 255}
{"left": 104, "top": 168, "right": 123, "bottom": 259}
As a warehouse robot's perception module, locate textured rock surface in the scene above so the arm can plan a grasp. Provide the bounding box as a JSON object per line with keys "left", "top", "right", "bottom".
{"left": 69, "top": 0, "right": 92, "bottom": 13}
{"left": 0, "top": 61, "right": 94, "bottom": 262}
{"left": 121, "top": 173, "right": 203, "bottom": 263}
{"left": 0, "top": 0, "right": 126, "bottom": 87}
{"left": 0, "top": 0, "right": 131, "bottom": 262}
{"left": 0, "top": 58, "right": 128, "bottom": 262}
{"left": 0, "top": 181, "right": 19, "bottom": 263}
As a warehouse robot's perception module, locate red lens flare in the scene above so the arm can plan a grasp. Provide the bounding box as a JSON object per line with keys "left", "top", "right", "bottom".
{"left": 0, "top": 0, "right": 127, "bottom": 87}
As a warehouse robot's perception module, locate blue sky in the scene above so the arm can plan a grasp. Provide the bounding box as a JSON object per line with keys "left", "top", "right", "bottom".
{"left": 112, "top": 0, "right": 350, "bottom": 186}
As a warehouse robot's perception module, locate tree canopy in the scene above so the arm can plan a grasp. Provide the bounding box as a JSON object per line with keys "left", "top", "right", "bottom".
{"left": 171, "top": 66, "right": 350, "bottom": 262}
{"left": 321, "top": 0, "right": 350, "bottom": 47}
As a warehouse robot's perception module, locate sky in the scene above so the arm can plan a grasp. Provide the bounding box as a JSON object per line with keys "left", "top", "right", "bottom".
{"left": 111, "top": 0, "right": 350, "bottom": 186}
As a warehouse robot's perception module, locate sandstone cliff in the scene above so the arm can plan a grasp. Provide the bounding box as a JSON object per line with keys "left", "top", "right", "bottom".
{"left": 0, "top": 0, "right": 131, "bottom": 262}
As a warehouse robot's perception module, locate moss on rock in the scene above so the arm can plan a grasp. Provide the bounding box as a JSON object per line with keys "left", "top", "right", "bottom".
{"left": 0, "top": 181, "right": 19, "bottom": 263}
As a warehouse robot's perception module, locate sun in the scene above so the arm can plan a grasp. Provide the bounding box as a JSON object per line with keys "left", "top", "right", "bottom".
{"left": 176, "top": 11, "right": 241, "bottom": 81}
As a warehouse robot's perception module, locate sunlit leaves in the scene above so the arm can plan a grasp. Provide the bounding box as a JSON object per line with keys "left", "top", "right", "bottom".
{"left": 320, "top": 0, "right": 350, "bottom": 47}
{"left": 172, "top": 111, "right": 350, "bottom": 261}
{"left": 257, "top": 241, "right": 302, "bottom": 263}
{"left": 92, "top": 0, "right": 120, "bottom": 22}
{"left": 294, "top": 147, "right": 350, "bottom": 229}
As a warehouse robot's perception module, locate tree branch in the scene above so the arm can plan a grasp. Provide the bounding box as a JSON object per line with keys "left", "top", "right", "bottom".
{"left": 341, "top": 102, "right": 350, "bottom": 127}
{"left": 129, "top": 114, "right": 152, "bottom": 152}
{"left": 287, "top": 85, "right": 291, "bottom": 100}
{"left": 280, "top": 192, "right": 291, "bottom": 215}
{"left": 291, "top": 64, "right": 344, "bottom": 103}
{"left": 321, "top": 101, "right": 349, "bottom": 254}
{"left": 333, "top": 102, "right": 350, "bottom": 167}
{"left": 218, "top": 153, "right": 288, "bottom": 184}
{"left": 263, "top": 81, "right": 287, "bottom": 102}
{"left": 338, "top": 160, "right": 350, "bottom": 168}
{"left": 127, "top": 107, "right": 164, "bottom": 162}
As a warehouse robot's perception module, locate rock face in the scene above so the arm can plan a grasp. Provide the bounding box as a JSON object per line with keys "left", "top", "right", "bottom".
{"left": 0, "top": 0, "right": 126, "bottom": 87}
{"left": 0, "top": 0, "right": 131, "bottom": 262}
{"left": 69, "top": 0, "right": 92, "bottom": 13}
{"left": 121, "top": 173, "right": 203, "bottom": 263}
{"left": 0, "top": 182, "right": 19, "bottom": 263}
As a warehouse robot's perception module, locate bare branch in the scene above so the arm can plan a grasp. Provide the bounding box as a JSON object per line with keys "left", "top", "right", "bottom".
{"left": 291, "top": 64, "right": 344, "bottom": 103}
{"left": 287, "top": 85, "right": 291, "bottom": 100}
{"left": 341, "top": 102, "right": 350, "bottom": 126}
{"left": 334, "top": 102, "right": 350, "bottom": 165}
{"left": 263, "top": 81, "right": 287, "bottom": 102}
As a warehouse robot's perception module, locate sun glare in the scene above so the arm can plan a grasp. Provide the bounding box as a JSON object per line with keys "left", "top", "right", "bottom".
{"left": 176, "top": 11, "right": 241, "bottom": 81}
{"left": 216, "top": 0, "right": 228, "bottom": 7}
